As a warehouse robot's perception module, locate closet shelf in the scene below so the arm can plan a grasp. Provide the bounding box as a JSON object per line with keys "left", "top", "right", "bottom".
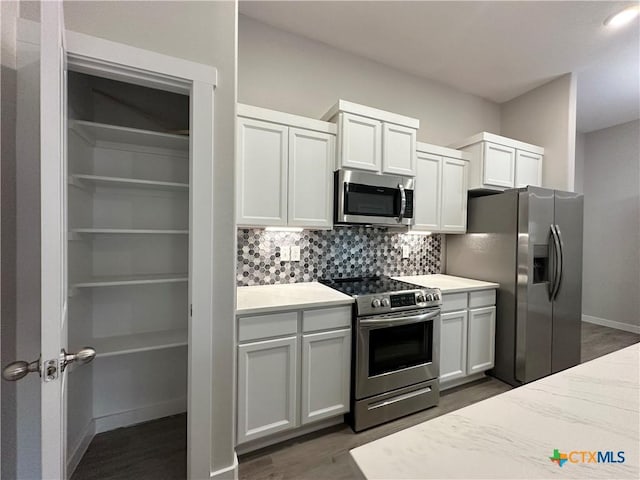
{"left": 70, "top": 228, "right": 189, "bottom": 236}
{"left": 70, "top": 120, "right": 189, "bottom": 151}
{"left": 71, "top": 273, "right": 188, "bottom": 290}
{"left": 92, "top": 329, "right": 188, "bottom": 358}
{"left": 69, "top": 174, "right": 189, "bottom": 191}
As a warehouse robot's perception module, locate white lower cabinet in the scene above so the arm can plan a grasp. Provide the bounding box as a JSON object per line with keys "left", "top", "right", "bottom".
{"left": 301, "top": 328, "right": 351, "bottom": 424}
{"left": 237, "top": 306, "right": 351, "bottom": 447}
{"left": 237, "top": 336, "right": 299, "bottom": 444}
{"left": 439, "top": 290, "right": 496, "bottom": 389}
{"left": 439, "top": 311, "right": 468, "bottom": 383}
{"left": 467, "top": 306, "right": 496, "bottom": 374}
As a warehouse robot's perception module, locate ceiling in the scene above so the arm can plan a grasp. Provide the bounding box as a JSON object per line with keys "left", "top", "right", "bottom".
{"left": 239, "top": 1, "right": 640, "bottom": 133}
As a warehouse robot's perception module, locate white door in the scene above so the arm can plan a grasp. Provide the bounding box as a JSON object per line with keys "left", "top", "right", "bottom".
{"left": 288, "top": 128, "right": 334, "bottom": 229}
{"left": 413, "top": 152, "right": 441, "bottom": 231}
{"left": 338, "top": 112, "right": 382, "bottom": 172}
{"left": 301, "top": 329, "right": 351, "bottom": 425}
{"left": 515, "top": 150, "right": 543, "bottom": 188}
{"left": 40, "top": 2, "right": 69, "bottom": 477}
{"left": 482, "top": 142, "right": 515, "bottom": 188}
{"left": 382, "top": 123, "right": 416, "bottom": 176}
{"left": 439, "top": 310, "right": 468, "bottom": 384}
{"left": 236, "top": 117, "right": 288, "bottom": 227}
{"left": 441, "top": 157, "right": 469, "bottom": 233}
{"left": 237, "top": 336, "right": 298, "bottom": 443}
{"left": 467, "top": 307, "right": 496, "bottom": 374}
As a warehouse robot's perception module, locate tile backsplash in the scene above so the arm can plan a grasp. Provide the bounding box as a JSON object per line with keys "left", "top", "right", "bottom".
{"left": 237, "top": 227, "right": 442, "bottom": 286}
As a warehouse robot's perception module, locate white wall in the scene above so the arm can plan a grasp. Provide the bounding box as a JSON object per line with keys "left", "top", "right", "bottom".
{"left": 582, "top": 120, "right": 640, "bottom": 332}
{"left": 500, "top": 73, "right": 577, "bottom": 191}
{"left": 238, "top": 15, "right": 501, "bottom": 146}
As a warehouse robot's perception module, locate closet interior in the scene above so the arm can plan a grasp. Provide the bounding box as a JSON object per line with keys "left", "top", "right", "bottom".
{"left": 65, "top": 71, "right": 190, "bottom": 472}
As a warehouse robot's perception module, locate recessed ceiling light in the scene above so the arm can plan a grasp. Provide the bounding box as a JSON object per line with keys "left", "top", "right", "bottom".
{"left": 604, "top": 5, "right": 640, "bottom": 27}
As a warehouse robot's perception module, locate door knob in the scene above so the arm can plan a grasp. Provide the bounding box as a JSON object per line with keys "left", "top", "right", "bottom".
{"left": 61, "top": 347, "right": 96, "bottom": 371}
{"left": 2, "top": 358, "right": 40, "bottom": 381}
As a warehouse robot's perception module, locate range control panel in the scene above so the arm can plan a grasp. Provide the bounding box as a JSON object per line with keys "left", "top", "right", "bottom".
{"left": 356, "top": 289, "right": 442, "bottom": 316}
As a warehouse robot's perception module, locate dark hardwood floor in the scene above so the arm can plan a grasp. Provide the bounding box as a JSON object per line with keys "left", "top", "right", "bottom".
{"left": 72, "top": 322, "right": 638, "bottom": 480}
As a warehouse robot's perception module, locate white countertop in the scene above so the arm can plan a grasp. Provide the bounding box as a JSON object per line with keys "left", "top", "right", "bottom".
{"left": 394, "top": 274, "right": 499, "bottom": 293}
{"left": 351, "top": 344, "right": 640, "bottom": 479}
{"left": 236, "top": 282, "right": 353, "bottom": 315}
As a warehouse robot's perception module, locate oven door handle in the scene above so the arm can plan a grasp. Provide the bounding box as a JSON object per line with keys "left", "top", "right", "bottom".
{"left": 359, "top": 309, "right": 439, "bottom": 328}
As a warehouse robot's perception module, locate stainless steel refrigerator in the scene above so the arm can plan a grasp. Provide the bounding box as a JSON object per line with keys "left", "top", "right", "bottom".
{"left": 446, "top": 186, "right": 583, "bottom": 386}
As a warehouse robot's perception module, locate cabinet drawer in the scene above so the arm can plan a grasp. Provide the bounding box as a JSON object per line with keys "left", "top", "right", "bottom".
{"left": 469, "top": 290, "right": 496, "bottom": 308}
{"left": 441, "top": 293, "right": 468, "bottom": 312}
{"left": 303, "top": 306, "right": 351, "bottom": 333}
{"left": 238, "top": 311, "right": 298, "bottom": 342}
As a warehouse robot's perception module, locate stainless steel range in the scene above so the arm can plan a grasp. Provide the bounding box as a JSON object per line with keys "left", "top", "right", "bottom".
{"left": 320, "top": 276, "right": 442, "bottom": 431}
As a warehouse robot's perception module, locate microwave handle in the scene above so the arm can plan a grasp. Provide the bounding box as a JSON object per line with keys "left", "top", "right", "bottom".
{"left": 398, "top": 184, "right": 406, "bottom": 222}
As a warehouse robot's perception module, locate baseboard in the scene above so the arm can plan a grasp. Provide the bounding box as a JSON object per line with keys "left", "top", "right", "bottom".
{"left": 94, "top": 396, "right": 187, "bottom": 434}
{"left": 235, "top": 416, "right": 345, "bottom": 455}
{"left": 582, "top": 315, "right": 640, "bottom": 334}
{"left": 210, "top": 452, "right": 239, "bottom": 480}
{"left": 440, "top": 372, "right": 487, "bottom": 391}
{"left": 67, "top": 419, "right": 96, "bottom": 477}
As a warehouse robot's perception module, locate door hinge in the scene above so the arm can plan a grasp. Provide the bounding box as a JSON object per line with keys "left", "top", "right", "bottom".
{"left": 190, "top": 304, "right": 192, "bottom": 317}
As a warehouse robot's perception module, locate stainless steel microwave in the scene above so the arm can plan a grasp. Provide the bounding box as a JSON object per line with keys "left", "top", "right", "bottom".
{"left": 334, "top": 169, "right": 414, "bottom": 227}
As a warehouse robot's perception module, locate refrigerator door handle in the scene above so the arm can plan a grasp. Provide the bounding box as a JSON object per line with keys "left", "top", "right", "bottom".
{"left": 553, "top": 224, "right": 564, "bottom": 300}
{"left": 548, "top": 225, "right": 559, "bottom": 300}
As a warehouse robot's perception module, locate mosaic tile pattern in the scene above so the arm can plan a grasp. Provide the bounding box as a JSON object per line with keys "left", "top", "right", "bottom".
{"left": 237, "top": 227, "right": 442, "bottom": 286}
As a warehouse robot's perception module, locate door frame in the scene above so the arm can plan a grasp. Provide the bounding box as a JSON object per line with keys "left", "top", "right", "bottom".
{"left": 42, "top": 22, "right": 218, "bottom": 480}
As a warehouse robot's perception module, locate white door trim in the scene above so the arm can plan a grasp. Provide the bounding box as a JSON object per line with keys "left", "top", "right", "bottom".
{"left": 40, "top": 21, "right": 218, "bottom": 479}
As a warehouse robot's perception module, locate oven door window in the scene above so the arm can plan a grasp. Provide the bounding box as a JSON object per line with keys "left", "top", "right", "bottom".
{"left": 368, "top": 321, "right": 433, "bottom": 376}
{"left": 344, "top": 183, "right": 399, "bottom": 217}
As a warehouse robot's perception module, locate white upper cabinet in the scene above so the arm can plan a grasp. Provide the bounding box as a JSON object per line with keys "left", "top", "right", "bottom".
{"left": 483, "top": 142, "right": 515, "bottom": 188}
{"left": 288, "top": 128, "right": 334, "bottom": 229}
{"left": 338, "top": 113, "right": 382, "bottom": 172}
{"left": 382, "top": 123, "right": 417, "bottom": 176}
{"left": 237, "top": 104, "right": 336, "bottom": 229}
{"left": 413, "top": 152, "right": 441, "bottom": 231}
{"left": 412, "top": 143, "right": 469, "bottom": 234}
{"left": 449, "top": 132, "right": 544, "bottom": 191}
{"left": 323, "top": 100, "right": 419, "bottom": 176}
{"left": 441, "top": 157, "right": 469, "bottom": 232}
{"left": 515, "top": 150, "right": 543, "bottom": 188}
{"left": 236, "top": 117, "right": 289, "bottom": 226}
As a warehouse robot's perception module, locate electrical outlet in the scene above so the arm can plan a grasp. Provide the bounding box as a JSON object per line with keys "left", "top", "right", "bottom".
{"left": 291, "top": 245, "right": 301, "bottom": 261}
{"left": 280, "top": 246, "right": 290, "bottom": 262}
{"left": 402, "top": 245, "right": 410, "bottom": 259}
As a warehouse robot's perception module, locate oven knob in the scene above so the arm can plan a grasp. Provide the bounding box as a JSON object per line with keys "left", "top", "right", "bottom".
{"left": 416, "top": 294, "right": 426, "bottom": 303}
{"left": 371, "top": 298, "right": 381, "bottom": 308}
{"left": 433, "top": 293, "right": 440, "bottom": 301}
{"left": 426, "top": 294, "right": 434, "bottom": 302}
{"left": 381, "top": 298, "right": 390, "bottom": 308}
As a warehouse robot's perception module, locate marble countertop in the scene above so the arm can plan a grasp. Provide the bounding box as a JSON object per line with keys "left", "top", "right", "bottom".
{"left": 236, "top": 282, "right": 353, "bottom": 315}
{"left": 394, "top": 274, "right": 499, "bottom": 293}
{"left": 350, "top": 344, "right": 640, "bottom": 479}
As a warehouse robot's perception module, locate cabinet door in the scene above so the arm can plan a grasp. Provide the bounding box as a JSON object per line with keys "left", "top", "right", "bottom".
{"left": 382, "top": 123, "right": 416, "bottom": 176}
{"left": 413, "top": 152, "right": 441, "bottom": 231}
{"left": 515, "top": 150, "right": 543, "bottom": 188}
{"left": 301, "top": 329, "right": 351, "bottom": 425}
{"left": 467, "top": 306, "right": 496, "bottom": 375}
{"left": 482, "top": 142, "right": 515, "bottom": 188}
{"left": 440, "top": 310, "right": 468, "bottom": 383}
{"left": 236, "top": 117, "right": 288, "bottom": 226}
{"left": 338, "top": 113, "right": 382, "bottom": 172}
{"left": 237, "top": 336, "right": 298, "bottom": 443}
{"left": 288, "top": 128, "right": 334, "bottom": 229}
{"left": 441, "top": 157, "right": 469, "bottom": 233}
